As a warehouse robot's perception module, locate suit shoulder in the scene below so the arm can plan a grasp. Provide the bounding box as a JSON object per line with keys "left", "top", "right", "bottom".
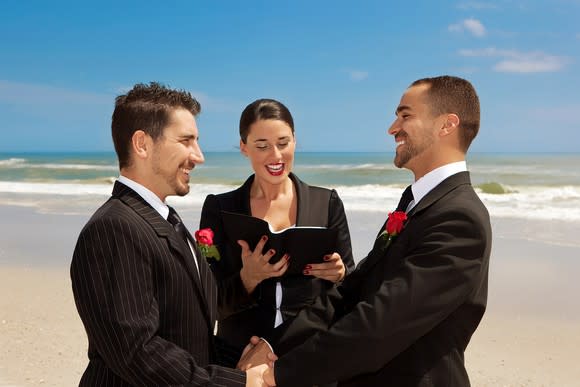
{"left": 82, "top": 197, "right": 144, "bottom": 232}
{"left": 292, "top": 175, "right": 338, "bottom": 198}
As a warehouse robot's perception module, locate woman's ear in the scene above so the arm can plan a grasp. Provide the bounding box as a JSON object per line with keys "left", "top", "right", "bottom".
{"left": 240, "top": 139, "right": 248, "bottom": 157}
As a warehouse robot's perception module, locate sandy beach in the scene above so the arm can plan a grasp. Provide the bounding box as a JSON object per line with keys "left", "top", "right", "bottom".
{"left": 1, "top": 203, "right": 579, "bottom": 386}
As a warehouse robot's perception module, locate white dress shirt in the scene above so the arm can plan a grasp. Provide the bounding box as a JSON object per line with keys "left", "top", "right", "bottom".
{"left": 268, "top": 223, "right": 296, "bottom": 328}
{"left": 408, "top": 161, "right": 467, "bottom": 212}
{"left": 117, "top": 175, "right": 200, "bottom": 274}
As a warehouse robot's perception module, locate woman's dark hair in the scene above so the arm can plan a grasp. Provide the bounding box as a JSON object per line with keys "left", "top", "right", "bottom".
{"left": 239, "top": 99, "right": 294, "bottom": 143}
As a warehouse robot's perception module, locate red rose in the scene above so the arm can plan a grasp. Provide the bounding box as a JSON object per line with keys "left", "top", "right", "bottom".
{"left": 385, "top": 211, "right": 407, "bottom": 236}
{"left": 195, "top": 228, "right": 214, "bottom": 246}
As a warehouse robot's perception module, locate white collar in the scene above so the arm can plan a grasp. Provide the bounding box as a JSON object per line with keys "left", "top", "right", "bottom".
{"left": 409, "top": 161, "right": 467, "bottom": 210}
{"left": 117, "top": 175, "right": 170, "bottom": 220}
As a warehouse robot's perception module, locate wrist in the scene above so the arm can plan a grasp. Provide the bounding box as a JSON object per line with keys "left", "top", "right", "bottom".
{"left": 240, "top": 268, "right": 259, "bottom": 294}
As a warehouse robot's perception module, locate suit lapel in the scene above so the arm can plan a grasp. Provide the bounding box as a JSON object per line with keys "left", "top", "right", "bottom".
{"left": 112, "top": 182, "right": 213, "bottom": 325}
{"left": 406, "top": 171, "right": 471, "bottom": 218}
{"left": 356, "top": 172, "right": 472, "bottom": 273}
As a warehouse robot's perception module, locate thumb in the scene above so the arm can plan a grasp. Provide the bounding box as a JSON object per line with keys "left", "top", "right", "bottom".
{"left": 237, "top": 239, "right": 250, "bottom": 256}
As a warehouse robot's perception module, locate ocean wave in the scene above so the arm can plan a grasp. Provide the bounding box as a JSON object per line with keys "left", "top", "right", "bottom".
{"left": 1, "top": 161, "right": 117, "bottom": 171}
{"left": 0, "top": 158, "right": 27, "bottom": 166}
{"left": 2, "top": 181, "right": 580, "bottom": 222}
{"left": 476, "top": 182, "right": 515, "bottom": 194}
{"left": 297, "top": 163, "right": 398, "bottom": 171}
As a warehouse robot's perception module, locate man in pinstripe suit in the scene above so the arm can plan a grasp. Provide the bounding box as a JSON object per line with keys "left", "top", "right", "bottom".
{"left": 71, "top": 82, "right": 268, "bottom": 386}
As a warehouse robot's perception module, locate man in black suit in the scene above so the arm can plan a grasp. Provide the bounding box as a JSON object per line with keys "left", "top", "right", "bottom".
{"left": 71, "top": 82, "right": 267, "bottom": 386}
{"left": 262, "top": 75, "right": 492, "bottom": 386}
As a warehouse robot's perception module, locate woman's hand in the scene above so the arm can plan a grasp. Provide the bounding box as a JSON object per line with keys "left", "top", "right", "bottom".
{"left": 303, "top": 252, "right": 345, "bottom": 283}
{"left": 238, "top": 236, "right": 289, "bottom": 294}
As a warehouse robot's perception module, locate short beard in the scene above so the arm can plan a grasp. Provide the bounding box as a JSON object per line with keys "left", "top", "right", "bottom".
{"left": 393, "top": 131, "right": 434, "bottom": 169}
{"left": 394, "top": 147, "right": 413, "bottom": 168}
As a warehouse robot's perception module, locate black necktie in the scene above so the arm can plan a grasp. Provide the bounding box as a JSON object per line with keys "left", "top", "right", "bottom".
{"left": 167, "top": 206, "right": 207, "bottom": 281}
{"left": 167, "top": 207, "right": 190, "bottom": 245}
{"left": 395, "top": 185, "right": 414, "bottom": 212}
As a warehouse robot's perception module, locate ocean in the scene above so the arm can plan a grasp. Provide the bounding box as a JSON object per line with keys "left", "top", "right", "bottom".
{"left": 1, "top": 151, "right": 580, "bottom": 222}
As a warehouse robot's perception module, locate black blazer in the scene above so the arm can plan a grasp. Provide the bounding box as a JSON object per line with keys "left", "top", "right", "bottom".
{"left": 274, "top": 171, "right": 492, "bottom": 387}
{"left": 70, "top": 182, "right": 245, "bottom": 386}
{"left": 199, "top": 173, "right": 354, "bottom": 357}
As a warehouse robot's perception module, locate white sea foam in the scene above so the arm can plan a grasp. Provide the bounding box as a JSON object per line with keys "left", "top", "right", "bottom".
{"left": 0, "top": 161, "right": 117, "bottom": 171}
{"left": 0, "top": 158, "right": 26, "bottom": 166}
{"left": 1, "top": 180, "right": 580, "bottom": 222}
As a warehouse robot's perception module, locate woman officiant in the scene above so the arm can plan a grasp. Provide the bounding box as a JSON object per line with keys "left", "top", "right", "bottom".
{"left": 199, "top": 98, "right": 354, "bottom": 366}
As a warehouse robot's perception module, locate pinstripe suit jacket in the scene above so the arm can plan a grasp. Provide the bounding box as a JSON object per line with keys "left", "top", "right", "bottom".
{"left": 71, "top": 181, "right": 246, "bottom": 386}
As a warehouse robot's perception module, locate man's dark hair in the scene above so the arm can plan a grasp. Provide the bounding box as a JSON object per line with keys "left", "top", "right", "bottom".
{"left": 412, "top": 75, "right": 480, "bottom": 151}
{"left": 112, "top": 82, "right": 201, "bottom": 169}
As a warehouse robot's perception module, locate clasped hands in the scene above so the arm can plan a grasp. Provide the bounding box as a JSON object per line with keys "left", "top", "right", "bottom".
{"left": 238, "top": 235, "right": 345, "bottom": 294}
{"left": 240, "top": 336, "right": 278, "bottom": 386}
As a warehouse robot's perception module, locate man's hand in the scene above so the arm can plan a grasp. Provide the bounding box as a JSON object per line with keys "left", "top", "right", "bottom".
{"left": 237, "top": 336, "right": 276, "bottom": 371}
{"left": 245, "top": 363, "right": 269, "bottom": 387}
{"left": 263, "top": 365, "right": 276, "bottom": 386}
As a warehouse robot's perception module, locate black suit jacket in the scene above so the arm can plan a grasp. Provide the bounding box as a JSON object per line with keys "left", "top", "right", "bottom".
{"left": 274, "top": 171, "right": 492, "bottom": 387}
{"left": 199, "top": 173, "right": 354, "bottom": 357}
{"left": 70, "top": 181, "right": 245, "bottom": 386}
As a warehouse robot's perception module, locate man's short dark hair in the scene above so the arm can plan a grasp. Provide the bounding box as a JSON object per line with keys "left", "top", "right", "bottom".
{"left": 412, "top": 76, "right": 480, "bottom": 151}
{"left": 112, "top": 82, "right": 201, "bottom": 169}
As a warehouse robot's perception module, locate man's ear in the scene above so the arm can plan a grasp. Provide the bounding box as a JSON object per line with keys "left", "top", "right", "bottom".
{"left": 441, "top": 114, "right": 460, "bottom": 136}
{"left": 131, "top": 130, "right": 150, "bottom": 159}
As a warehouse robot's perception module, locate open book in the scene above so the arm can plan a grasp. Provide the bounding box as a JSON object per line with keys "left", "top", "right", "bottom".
{"left": 220, "top": 211, "right": 338, "bottom": 276}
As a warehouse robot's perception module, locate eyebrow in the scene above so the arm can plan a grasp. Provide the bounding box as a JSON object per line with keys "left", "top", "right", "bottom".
{"left": 396, "top": 105, "right": 411, "bottom": 115}
{"left": 178, "top": 133, "right": 197, "bottom": 140}
{"left": 253, "top": 136, "right": 291, "bottom": 143}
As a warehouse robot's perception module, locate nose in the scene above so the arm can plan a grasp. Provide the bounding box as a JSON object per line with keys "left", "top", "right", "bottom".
{"left": 271, "top": 145, "right": 282, "bottom": 159}
{"left": 388, "top": 119, "right": 399, "bottom": 136}
{"left": 190, "top": 142, "right": 205, "bottom": 164}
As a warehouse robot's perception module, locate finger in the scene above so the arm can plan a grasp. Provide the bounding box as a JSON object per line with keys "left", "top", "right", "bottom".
{"left": 253, "top": 235, "right": 269, "bottom": 255}
{"left": 270, "top": 258, "right": 289, "bottom": 277}
{"left": 250, "top": 336, "right": 261, "bottom": 345}
{"left": 237, "top": 239, "right": 251, "bottom": 257}
{"left": 270, "top": 254, "right": 289, "bottom": 271}
{"left": 323, "top": 252, "right": 341, "bottom": 262}
{"left": 304, "top": 261, "right": 340, "bottom": 271}
{"left": 260, "top": 248, "right": 276, "bottom": 264}
{"left": 304, "top": 267, "right": 342, "bottom": 280}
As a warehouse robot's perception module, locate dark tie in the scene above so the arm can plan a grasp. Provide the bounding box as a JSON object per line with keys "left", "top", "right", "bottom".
{"left": 167, "top": 207, "right": 214, "bottom": 312}
{"left": 395, "top": 185, "right": 414, "bottom": 212}
{"left": 167, "top": 206, "right": 190, "bottom": 246}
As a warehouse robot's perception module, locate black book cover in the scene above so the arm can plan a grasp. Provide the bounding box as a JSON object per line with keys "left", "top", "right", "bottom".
{"left": 220, "top": 211, "right": 338, "bottom": 276}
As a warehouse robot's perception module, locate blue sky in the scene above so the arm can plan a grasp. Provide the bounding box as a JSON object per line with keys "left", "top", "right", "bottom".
{"left": 1, "top": 0, "right": 579, "bottom": 153}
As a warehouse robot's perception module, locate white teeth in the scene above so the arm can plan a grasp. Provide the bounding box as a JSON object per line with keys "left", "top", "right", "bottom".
{"left": 181, "top": 168, "right": 191, "bottom": 175}
{"left": 267, "top": 164, "right": 283, "bottom": 171}
{"left": 396, "top": 140, "right": 405, "bottom": 147}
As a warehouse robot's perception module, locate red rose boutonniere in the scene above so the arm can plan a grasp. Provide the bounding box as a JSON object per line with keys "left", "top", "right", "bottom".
{"left": 194, "top": 228, "right": 221, "bottom": 261}
{"left": 378, "top": 211, "right": 408, "bottom": 249}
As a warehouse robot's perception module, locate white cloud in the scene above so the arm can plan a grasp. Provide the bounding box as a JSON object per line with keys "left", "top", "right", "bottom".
{"left": 348, "top": 70, "right": 369, "bottom": 81}
{"left": 448, "top": 18, "right": 487, "bottom": 37}
{"left": 457, "top": 2, "right": 498, "bottom": 10}
{"left": 0, "top": 80, "right": 111, "bottom": 106}
{"left": 458, "top": 47, "right": 570, "bottom": 73}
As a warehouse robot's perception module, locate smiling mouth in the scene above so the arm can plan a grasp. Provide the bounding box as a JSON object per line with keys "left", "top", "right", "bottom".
{"left": 180, "top": 167, "right": 192, "bottom": 175}
{"left": 266, "top": 163, "right": 284, "bottom": 176}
